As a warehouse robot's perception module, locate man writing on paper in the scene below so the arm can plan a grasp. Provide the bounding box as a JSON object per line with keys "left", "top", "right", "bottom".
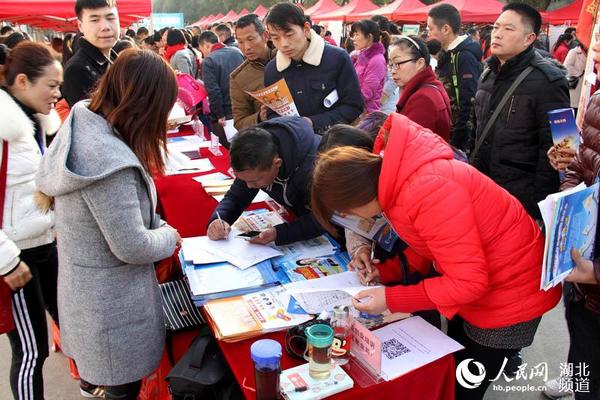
{"left": 263, "top": 3, "right": 363, "bottom": 135}
{"left": 230, "top": 14, "right": 276, "bottom": 130}
{"left": 206, "top": 116, "right": 324, "bottom": 245}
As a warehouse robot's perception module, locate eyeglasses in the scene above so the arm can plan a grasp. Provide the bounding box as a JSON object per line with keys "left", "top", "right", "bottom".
{"left": 388, "top": 58, "right": 417, "bottom": 70}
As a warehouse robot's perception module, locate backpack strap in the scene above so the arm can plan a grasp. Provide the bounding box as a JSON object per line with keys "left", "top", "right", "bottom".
{"left": 469, "top": 66, "right": 534, "bottom": 162}
{"left": 450, "top": 51, "right": 461, "bottom": 107}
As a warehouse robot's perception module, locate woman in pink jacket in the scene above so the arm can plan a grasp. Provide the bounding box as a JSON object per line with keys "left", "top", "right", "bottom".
{"left": 312, "top": 113, "right": 561, "bottom": 399}
{"left": 350, "top": 20, "right": 388, "bottom": 113}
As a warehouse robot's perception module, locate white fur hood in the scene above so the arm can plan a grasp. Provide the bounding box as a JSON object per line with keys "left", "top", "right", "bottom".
{"left": 0, "top": 88, "right": 61, "bottom": 142}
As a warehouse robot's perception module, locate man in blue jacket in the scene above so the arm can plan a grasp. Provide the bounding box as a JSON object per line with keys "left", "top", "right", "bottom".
{"left": 207, "top": 116, "right": 324, "bottom": 245}
{"left": 263, "top": 3, "right": 363, "bottom": 135}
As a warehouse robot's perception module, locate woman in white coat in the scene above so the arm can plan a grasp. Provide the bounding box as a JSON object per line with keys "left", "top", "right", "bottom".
{"left": 0, "top": 42, "right": 62, "bottom": 400}
{"left": 564, "top": 43, "right": 587, "bottom": 112}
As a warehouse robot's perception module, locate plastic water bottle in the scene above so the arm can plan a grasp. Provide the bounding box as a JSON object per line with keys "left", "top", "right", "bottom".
{"left": 330, "top": 306, "right": 352, "bottom": 365}
{"left": 191, "top": 114, "right": 203, "bottom": 138}
{"left": 251, "top": 339, "right": 282, "bottom": 400}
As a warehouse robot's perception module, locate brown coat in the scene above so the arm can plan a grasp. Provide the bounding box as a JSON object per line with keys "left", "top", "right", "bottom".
{"left": 562, "top": 92, "right": 600, "bottom": 314}
{"left": 229, "top": 49, "right": 275, "bottom": 130}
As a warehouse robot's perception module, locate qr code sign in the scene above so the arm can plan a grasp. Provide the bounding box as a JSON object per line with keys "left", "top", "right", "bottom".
{"left": 382, "top": 338, "right": 411, "bottom": 359}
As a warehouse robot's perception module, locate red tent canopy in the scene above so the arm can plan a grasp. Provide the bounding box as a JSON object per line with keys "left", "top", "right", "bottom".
{"left": 216, "top": 9, "right": 239, "bottom": 24}
{"left": 191, "top": 15, "right": 210, "bottom": 27}
{"left": 541, "top": 0, "right": 583, "bottom": 24}
{"left": 0, "top": 0, "right": 150, "bottom": 30}
{"left": 313, "top": 0, "right": 379, "bottom": 22}
{"left": 238, "top": 8, "right": 250, "bottom": 18}
{"left": 348, "top": 0, "right": 425, "bottom": 22}
{"left": 253, "top": 5, "right": 269, "bottom": 19}
{"left": 394, "top": 0, "right": 504, "bottom": 23}
{"left": 203, "top": 12, "right": 223, "bottom": 26}
{"left": 305, "top": 0, "right": 341, "bottom": 17}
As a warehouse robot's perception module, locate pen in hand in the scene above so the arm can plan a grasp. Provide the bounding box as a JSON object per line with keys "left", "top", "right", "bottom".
{"left": 216, "top": 211, "right": 228, "bottom": 239}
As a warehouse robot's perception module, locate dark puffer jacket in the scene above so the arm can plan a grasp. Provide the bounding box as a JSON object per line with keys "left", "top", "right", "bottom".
{"left": 472, "top": 45, "right": 570, "bottom": 220}
{"left": 208, "top": 116, "right": 323, "bottom": 245}
{"left": 562, "top": 92, "right": 600, "bottom": 314}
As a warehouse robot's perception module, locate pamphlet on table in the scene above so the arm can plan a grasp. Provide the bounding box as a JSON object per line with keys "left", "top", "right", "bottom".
{"left": 285, "top": 271, "right": 380, "bottom": 314}
{"left": 203, "top": 286, "right": 313, "bottom": 342}
{"left": 358, "top": 316, "right": 463, "bottom": 382}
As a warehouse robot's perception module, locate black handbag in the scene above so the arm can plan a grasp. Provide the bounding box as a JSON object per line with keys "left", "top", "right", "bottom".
{"left": 159, "top": 279, "right": 205, "bottom": 332}
{"left": 166, "top": 326, "right": 244, "bottom": 400}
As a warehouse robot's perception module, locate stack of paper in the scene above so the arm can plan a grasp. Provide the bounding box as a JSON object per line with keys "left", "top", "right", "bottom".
{"left": 538, "top": 182, "right": 599, "bottom": 290}
{"left": 203, "top": 286, "right": 313, "bottom": 342}
{"left": 181, "top": 234, "right": 283, "bottom": 270}
{"left": 164, "top": 149, "right": 215, "bottom": 175}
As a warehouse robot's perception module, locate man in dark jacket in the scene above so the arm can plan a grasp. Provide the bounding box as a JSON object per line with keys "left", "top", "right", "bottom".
{"left": 62, "top": 0, "right": 119, "bottom": 107}
{"left": 471, "top": 3, "right": 569, "bottom": 221}
{"left": 428, "top": 3, "right": 482, "bottom": 151}
{"left": 206, "top": 116, "right": 323, "bottom": 246}
{"left": 264, "top": 3, "right": 363, "bottom": 135}
{"left": 197, "top": 30, "right": 244, "bottom": 147}
{"left": 215, "top": 24, "right": 239, "bottom": 48}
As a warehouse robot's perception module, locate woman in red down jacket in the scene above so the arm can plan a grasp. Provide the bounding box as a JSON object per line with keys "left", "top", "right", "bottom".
{"left": 385, "top": 35, "right": 451, "bottom": 141}
{"left": 311, "top": 113, "right": 561, "bottom": 400}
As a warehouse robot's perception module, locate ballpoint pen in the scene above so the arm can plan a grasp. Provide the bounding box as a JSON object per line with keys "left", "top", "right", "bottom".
{"left": 216, "top": 211, "right": 227, "bottom": 237}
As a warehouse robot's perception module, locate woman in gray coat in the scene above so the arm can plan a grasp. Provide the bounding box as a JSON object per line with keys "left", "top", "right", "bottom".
{"left": 36, "top": 49, "right": 181, "bottom": 399}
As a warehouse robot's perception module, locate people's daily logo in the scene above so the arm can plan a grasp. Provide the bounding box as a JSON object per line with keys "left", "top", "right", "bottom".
{"left": 456, "top": 358, "right": 487, "bottom": 389}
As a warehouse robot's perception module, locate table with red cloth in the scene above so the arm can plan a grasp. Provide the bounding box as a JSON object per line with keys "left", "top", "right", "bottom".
{"left": 149, "top": 129, "right": 456, "bottom": 400}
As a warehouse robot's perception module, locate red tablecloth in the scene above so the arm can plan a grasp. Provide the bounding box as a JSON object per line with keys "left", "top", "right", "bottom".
{"left": 153, "top": 129, "right": 456, "bottom": 400}
{"left": 220, "top": 331, "right": 455, "bottom": 400}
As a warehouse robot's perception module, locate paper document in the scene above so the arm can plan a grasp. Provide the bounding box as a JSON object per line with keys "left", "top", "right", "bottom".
{"left": 194, "top": 231, "right": 283, "bottom": 270}
{"left": 285, "top": 271, "right": 374, "bottom": 296}
{"left": 224, "top": 119, "right": 237, "bottom": 142}
{"left": 374, "top": 316, "right": 464, "bottom": 381}
{"left": 164, "top": 150, "right": 214, "bottom": 175}
{"left": 233, "top": 209, "right": 285, "bottom": 232}
{"left": 246, "top": 79, "right": 300, "bottom": 117}
{"left": 252, "top": 190, "right": 271, "bottom": 204}
{"left": 181, "top": 236, "right": 225, "bottom": 264}
{"left": 323, "top": 89, "right": 339, "bottom": 108}
{"left": 167, "top": 135, "right": 209, "bottom": 152}
{"left": 278, "top": 235, "right": 337, "bottom": 260}
{"left": 192, "top": 172, "right": 231, "bottom": 184}
{"left": 291, "top": 290, "right": 353, "bottom": 314}
{"left": 184, "top": 262, "right": 265, "bottom": 296}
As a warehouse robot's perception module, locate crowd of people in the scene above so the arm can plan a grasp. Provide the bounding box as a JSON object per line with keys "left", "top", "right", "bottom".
{"left": 0, "top": 0, "right": 598, "bottom": 399}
